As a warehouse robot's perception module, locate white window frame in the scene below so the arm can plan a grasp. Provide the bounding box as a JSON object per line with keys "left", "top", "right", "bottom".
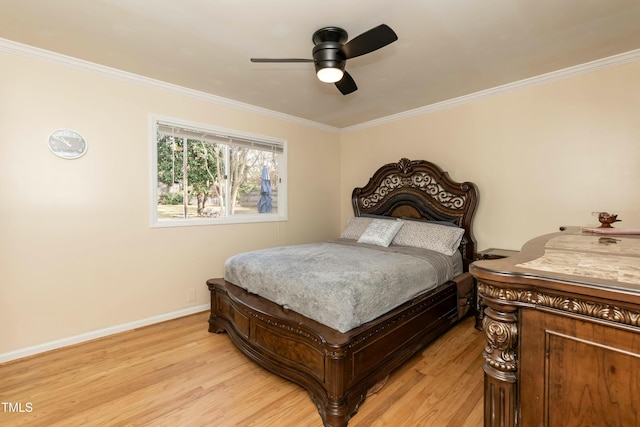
{"left": 149, "top": 114, "right": 288, "bottom": 228}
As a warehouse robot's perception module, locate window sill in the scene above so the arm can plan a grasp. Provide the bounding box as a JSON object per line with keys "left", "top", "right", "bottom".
{"left": 150, "top": 213, "right": 288, "bottom": 228}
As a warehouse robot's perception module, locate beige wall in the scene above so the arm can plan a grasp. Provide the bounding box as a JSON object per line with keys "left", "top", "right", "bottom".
{"left": 3, "top": 46, "right": 639, "bottom": 358}
{"left": 340, "top": 60, "right": 640, "bottom": 251}
{"left": 0, "top": 52, "right": 341, "bottom": 355}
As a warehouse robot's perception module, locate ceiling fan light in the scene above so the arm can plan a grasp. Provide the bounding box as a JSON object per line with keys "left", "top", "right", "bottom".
{"left": 317, "top": 67, "right": 344, "bottom": 83}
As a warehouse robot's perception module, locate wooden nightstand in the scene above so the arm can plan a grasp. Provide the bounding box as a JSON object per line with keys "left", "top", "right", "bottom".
{"left": 475, "top": 247, "right": 519, "bottom": 260}
{"left": 473, "top": 248, "right": 520, "bottom": 330}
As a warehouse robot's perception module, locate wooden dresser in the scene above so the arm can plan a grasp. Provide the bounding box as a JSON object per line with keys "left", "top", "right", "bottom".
{"left": 470, "top": 227, "right": 640, "bottom": 427}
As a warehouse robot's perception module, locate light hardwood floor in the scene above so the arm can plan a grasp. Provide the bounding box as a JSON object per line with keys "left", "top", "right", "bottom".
{"left": 0, "top": 312, "right": 484, "bottom": 426}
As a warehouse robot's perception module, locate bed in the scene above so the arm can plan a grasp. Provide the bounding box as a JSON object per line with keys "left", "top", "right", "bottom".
{"left": 207, "top": 158, "right": 479, "bottom": 427}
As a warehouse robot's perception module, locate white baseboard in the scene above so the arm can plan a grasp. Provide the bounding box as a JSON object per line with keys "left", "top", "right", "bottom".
{"left": 0, "top": 304, "right": 210, "bottom": 363}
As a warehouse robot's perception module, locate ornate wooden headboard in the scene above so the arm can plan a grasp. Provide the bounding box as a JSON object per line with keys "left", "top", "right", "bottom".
{"left": 351, "top": 158, "right": 479, "bottom": 270}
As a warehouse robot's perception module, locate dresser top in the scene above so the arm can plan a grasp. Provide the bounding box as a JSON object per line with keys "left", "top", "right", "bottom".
{"left": 471, "top": 227, "right": 640, "bottom": 299}
{"left": 517, "top": 232, "right": 640, "bottom": 286}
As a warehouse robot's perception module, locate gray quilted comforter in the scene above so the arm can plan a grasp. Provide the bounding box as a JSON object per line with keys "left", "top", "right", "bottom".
{"left": 224, "top": 239, "right": 462, "bottom": 332}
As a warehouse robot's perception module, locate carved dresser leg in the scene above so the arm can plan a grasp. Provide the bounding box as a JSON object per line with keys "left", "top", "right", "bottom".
{"left": 482, "top": 305, "right": 518, "bottom": 427}
{"left": 475, "top": 295, "right": 485, "bottom": 330}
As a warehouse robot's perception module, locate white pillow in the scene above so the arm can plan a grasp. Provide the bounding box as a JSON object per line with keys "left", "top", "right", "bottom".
{"left": 392, "top": 220, "right": 464, "bottom": 255}
{"left": 357, "top": 219, "right": 404, "bottom": 247}
{"left": 340, "top": 217, "right": 374, "bottom": 240}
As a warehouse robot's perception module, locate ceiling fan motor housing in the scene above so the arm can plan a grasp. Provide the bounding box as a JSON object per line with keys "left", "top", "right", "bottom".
{"left": 312, "top": 27, "right": 348, "bottom": 74}
{"left": 312, "top": 41, "right": 346, "bottom": 74}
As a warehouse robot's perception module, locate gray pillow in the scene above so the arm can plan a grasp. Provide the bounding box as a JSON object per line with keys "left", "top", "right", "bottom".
{"left": 340, "top": 217, "right": 374, "bottom": 240}
{"left": 392, "top": 220, "right": 464, "bottom": 255}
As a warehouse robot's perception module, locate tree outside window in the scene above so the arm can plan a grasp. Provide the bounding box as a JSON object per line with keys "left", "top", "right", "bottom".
{"left": 151, "top": 116, "right": 286, "bottom": 227}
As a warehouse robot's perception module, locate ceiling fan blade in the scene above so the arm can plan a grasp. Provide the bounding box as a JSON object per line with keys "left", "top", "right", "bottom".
{"left": 335, "top": 71, "right": 357, "bottom": 95}
{"left": 250, "top": 58, "right": 313, "bottom": 63}
{"left": 341, "top": 24, "right": 398, "bottom": 59}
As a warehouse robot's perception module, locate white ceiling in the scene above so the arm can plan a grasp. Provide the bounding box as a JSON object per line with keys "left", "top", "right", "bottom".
{"left": 2, "top": 0, "right": 640, "bottom": 128}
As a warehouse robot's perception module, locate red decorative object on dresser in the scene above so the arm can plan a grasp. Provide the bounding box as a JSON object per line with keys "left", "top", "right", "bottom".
{"left": 207, "top": 158, "right": 479, "bottom": 427}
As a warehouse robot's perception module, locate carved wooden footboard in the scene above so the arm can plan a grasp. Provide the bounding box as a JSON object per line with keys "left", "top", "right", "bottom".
{"left": 208, "top": 277, "right": 461, "bottom": 427}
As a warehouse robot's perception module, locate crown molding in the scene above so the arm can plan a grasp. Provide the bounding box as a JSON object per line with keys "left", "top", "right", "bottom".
{"left": 341, "top": 48, "right": 640, "bottom": 134}
{"left": 0, "top": 38, "right": 340, "bottom": 134}
{"left": 2, "top": 38, "right": 639, "bottom": 134}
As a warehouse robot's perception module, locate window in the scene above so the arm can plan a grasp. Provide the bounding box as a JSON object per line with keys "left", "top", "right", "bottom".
{"left": 150, "top": 115, "right": 287, "bottom": 227}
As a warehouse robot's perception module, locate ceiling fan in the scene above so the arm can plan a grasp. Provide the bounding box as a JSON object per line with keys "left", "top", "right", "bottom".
{"left": 250, "top": 24, "right": 398, "bottom": 95}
